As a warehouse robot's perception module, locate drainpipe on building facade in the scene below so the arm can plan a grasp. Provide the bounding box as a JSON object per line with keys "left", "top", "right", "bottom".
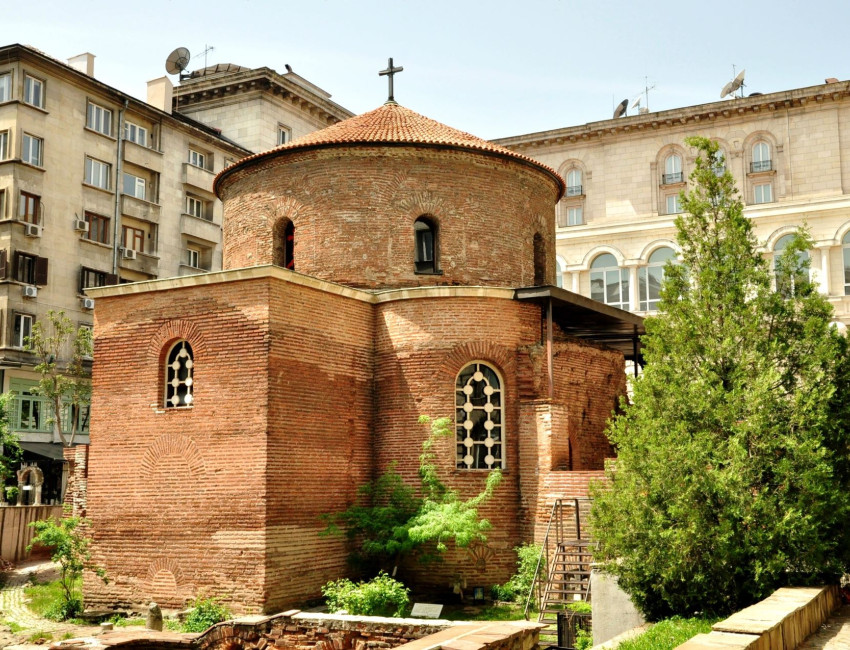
{"left": 112, "top": 100, "right": 129, "bottom": 275}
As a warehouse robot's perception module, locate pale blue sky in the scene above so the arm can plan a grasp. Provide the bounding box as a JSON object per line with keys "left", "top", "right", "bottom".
{"left": 9, "top": 0, "right": 850, "bottom": 139}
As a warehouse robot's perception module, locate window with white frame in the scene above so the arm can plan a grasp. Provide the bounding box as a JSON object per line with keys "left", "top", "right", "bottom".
{"left": 666, "top": 194, "right": 683, "bottom": 215}
{"left": 566, "top": 206, "right": 583, "bottom": 226}
{"left": 123, "top": 173, "right": 146, "bottom": 200}
{"left": 86, "top": 102, "right": 113, "bottom": 136}
{"left": 753, "top": 183, "right": 772, "bottom": 204}
{"left": 663, "top": 154, "right": 683, "bottom": 184}
{"left": 713, "top": 148, "right": 727, "bottom": 176}
{"left": 12, "top": 313, "right": 33, "bottom": 348}
{"left": 0, "top": 130, "right": 7, "bottom": 160}
{"left": 188, "top": 148, "right": 207, "bottom": 169}
{"left": 124, "top": 121, "right": 148, "bottom": 147}
{"left": 590, "top": 253, "right": 629, "bottom": 310}
{"left": 186, "top": 195, "right": 208, "bottom": 220}
{"left": 0, "top": 73, "right": 10, "bottom": 103}
{"left": 165, "top": 340, "right": 194, "bottom": 407}
{"left": 774, "top": 234, "right": 809, "bottom": 297}
{"left": 639, "top": 247, "right": 675, "bottom": 311}
{"left": 22, "top": 134, "right": 43, "bottom": 167}
{"left": 85, "top": 157, "right": 111, "bottom": 189}
{"left": 186, "top": 247, "right": 201, "bottom": 268}
{"left": 277, "top": 125, "right": 290, "bottom": 146}
{"left": 751, "top": 142, "right": 772, "bottom": 173}
{"left": 566, "top": 169, "right": 583, "bottom": 196}
{"left": 843, "top": 231, "right": 850, "bottom": 296}
{"left": 23, "top": 75, "right": 44, "bottom": 108}
{"left": 456, "top": 361, "right": 503, "bottom": 470}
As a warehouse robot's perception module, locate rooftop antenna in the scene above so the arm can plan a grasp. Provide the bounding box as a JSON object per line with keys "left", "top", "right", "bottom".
{"left": 633, "top": 77, "right": 656, "bottom": 113}
{"left": 720, "top": 65, "right": 746, "bottom": 99}
{"left": 613, "top": 97, "right": 628, "bottom": 119}
{"left": 198, "top": 44, "right": 215, "bottom": 70}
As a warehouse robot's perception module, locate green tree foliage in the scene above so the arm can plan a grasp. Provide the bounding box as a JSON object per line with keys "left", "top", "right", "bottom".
{"left": 590, "top": 137, "right": 850, "bottom": 620}
{"left": 28, "top": 516, "right": 107, "bottom": 620}
{"left": 26, "top": 310, "right": 92, "bottom": 447}
{"left": 322, "top": 572, "right": 411, "bottom": 617}
{"left": 0, "top": 393, "right": 22, "bottom": 485}
{"left": 322, "top": 416, "right": 501, "bottom": 573}
{"left": 491, "top": 543, "right": 542, "bottom": 603}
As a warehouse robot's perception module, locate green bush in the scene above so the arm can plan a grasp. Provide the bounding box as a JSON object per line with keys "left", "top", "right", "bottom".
{"left": 491, "top": 543, "right": 542, "bottom": 604}
{"left": 182, "top": 597, "right": 231, "bottom": 633}
{"left": 322, "top": 572, "right": 410, "bottom": 618}
{"left": 616, "top": 617, "right": 716, "bottom": 650}
{"left": 574, "top": 627, "right": 593, "bottom": 650}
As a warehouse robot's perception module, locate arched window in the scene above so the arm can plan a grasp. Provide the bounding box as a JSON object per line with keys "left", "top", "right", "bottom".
{"left": 165, "top": 340, "right": 194, "bottom": 408}
{"left": 414, "top": 217, "right": 437, "bottom": 274}
{"left": 590, "top": 253, "right": 629, "bottom": 310}
{"left": 842, "top": 231, "right": 850, "bottom": 296}
{"left": 533, "top": 233, "right": 546, "bottom": 285}
{"left": 566, "top": 169, "right": 583, "bottom": 196}
{"left": 273, "top": 219, "right": 295, "bottom": 270}
{"left": 663, "top": 154, "right": 683, "bottom": 184}
{"left": 556, "top": 257, "right": 566, "bottom": 289}
{"left": 774, "top": 234, "right": 809, "bottom": 297}
{"left": 752, "top": 142, "right": 772, "bottom": 172}
{"left": 713, "top": 148, "right": 727, "bottom": 176}
{"left": 456, "top": 362, "right": 502, "bottom": 470}
{"left": 639, "top": 247, "right": 675, "bottom": 311}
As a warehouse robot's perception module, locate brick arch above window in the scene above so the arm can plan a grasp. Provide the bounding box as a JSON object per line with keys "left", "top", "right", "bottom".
{"left": 438, "top": 341, "right": 515, "bottom": 385}
{"left": 148, "top": 319, "right": 207, "bottom": 362}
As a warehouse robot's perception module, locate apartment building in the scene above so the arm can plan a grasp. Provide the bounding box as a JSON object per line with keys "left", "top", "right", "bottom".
{"left": 495, "top": 80, "right": 850, "bottom": 326}
{"left": 0, "top": 45, "right": 347, "bottom": 501}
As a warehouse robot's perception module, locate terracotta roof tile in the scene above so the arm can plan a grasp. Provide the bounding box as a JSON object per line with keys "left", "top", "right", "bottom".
{"left": 215, "top": 103, "right": 564, "bottom": 197}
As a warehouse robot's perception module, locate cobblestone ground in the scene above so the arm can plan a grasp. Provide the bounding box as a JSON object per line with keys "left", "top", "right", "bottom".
{"left": 0, "top": 559, "right": 101, "bottom": 648}
{"left": 798, "top": 604, "right": 850, "bottom": 650}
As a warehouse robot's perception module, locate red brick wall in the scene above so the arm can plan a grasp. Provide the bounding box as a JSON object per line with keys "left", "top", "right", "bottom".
{"left": 218, "top": 146, "right": 559, "bottom": 290}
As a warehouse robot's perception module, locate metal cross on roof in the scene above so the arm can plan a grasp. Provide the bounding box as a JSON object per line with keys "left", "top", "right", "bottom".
{"left": 379, "top": 57, "right": 403, "bottom": 103}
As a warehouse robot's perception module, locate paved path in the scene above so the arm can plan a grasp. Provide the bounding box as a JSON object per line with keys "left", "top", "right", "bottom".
{"left": 799, "top": 604, "right": 850, "bottom": 649}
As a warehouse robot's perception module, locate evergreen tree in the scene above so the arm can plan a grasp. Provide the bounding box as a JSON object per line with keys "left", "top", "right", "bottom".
{"left": 590, "top": 137, "right": 850, "bottom": 620}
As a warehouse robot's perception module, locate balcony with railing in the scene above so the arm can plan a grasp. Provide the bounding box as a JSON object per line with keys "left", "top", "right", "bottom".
{"left": 662, "top": 172, "right": 684, "bottom": 184}
{"left": 566, "top": 184, "right": 583, "bottom": 197}
{"left": 750, "top": 159, "right": 773, "bottom": 173}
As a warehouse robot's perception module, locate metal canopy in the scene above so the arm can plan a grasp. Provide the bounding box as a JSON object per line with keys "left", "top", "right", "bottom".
{"left": 514, "top": 286, "right": 645, "bottom": 360}
{"left": 19, "top": 442, "right": 66, "bottom": 461}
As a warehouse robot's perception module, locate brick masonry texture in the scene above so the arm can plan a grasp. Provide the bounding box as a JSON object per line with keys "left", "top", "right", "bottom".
{"left": 87, "top": 113, "right": 627, "bottom": 614}
{"left": 217, "top": 146, "right": 559, "bottom": 289}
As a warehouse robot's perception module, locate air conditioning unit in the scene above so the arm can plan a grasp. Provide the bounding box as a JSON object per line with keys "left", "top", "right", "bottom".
{"left": 81, "top": 297, "right": 95, "bottom": 310}
{"left": 122, "top": 248, "right": 137, "bottom": 260}
{"left": 73, "top": 219, "right": 89, "bottom": 232}
{"left": 24, "top": 223, "right": 42, "bottom": 238}
{"left": 22, "top": 285, "right": 37, "bottom": 298}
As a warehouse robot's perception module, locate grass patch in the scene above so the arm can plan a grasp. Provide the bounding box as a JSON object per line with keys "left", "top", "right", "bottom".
{"left": 4, "top": 620, "right": 23, "bottom": 633}
{"left": 111, "top": 615, "right": 146, "bottom": 627}
{"left": 616, "top": 617, "right": 718, "bottom": 650}
{"left": 441, "top": 603, "right": 525, "bottom": 621}
{"left": 27, "top": 630, "right": 53, "bottom": 643}
{"left": 24, "top": 577, "right": 83, "bottom": 621}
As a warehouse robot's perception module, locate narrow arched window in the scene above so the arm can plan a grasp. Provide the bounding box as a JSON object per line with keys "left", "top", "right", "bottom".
{"left": 414, "top": 217, "right": 437, "bottom": 273}
{"left": 165, "top": 340, "right": 194, "bottom": 408}
{"left": 456, "top": 362, "right": 503, "bottom": 470}
{"left": 663, "top": 154, "right": 683, "bottom": 184}
{"left": 774, "top": 234, "right": 809, "bottom": 297}
{"left": 639, "top": 247, "right": 675, "bottom": 311}
{"left": 566, "top": 169, "right": 582, "bottom": 196}
{"left": 752, "top": 142, "right": 772, "bottom": 172}
{"left": 842, "top": 231, "right": 850, "bottom": 296}
{"left": 590, "top": 253, "right": 629, "bottom": 310}
{"left": 533, "top": 233, "right": 546, "bottom": 285}
{"left": 273, "top": 219, "right": 295, "bottom": 270}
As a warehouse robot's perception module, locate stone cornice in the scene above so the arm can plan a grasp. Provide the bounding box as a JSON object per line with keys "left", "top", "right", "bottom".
{"left": 174, "top": 67, "right": 354, "bottom": 127}
{"left": 494, "top": 81, "right": 850, "bottom": 151}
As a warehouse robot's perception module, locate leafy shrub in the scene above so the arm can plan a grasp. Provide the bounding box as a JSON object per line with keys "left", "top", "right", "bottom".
{"left": 491, "top": 543, "right": 542, "bottom": 603}
{"left": 182, "top": 597, "right": 231, "bottom": 633}
{"left": 43, "top": 596, "right": 82, "bottom": 621}
{"left": 616, "top": 617, "right": 716, "bottom": 650}
{"left": 566, "top": 601, "right": 592, "bottom": 614}
{"left": 322, "top": 572, "right": 410, "bottom": 618}
{"left": 574, "top": 627, "right": 593, "bottom": 650}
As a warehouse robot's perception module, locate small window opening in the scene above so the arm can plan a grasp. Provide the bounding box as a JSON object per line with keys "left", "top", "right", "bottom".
{"left": 414, "top": 217, "right": 436, "bottom": 273}
{"left": 273, "top": 219, "right": 295, "bottom": 270}
{"left": 533, "top": 233, "right": 546, "bottom": 285}
{"left": 165, "top": 340, "right": 194, "bottom": 408}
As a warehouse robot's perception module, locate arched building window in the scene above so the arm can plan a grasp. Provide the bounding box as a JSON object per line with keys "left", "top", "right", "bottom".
{"left": 752, "top": 142, "right": 772, "bottom": 172}
{"left": 590, "top": 253, "right": 629, "bottom": 310}
{"left": 414, "top": 217, "right": 437, "bottom": 273}
{"left": 843, "top": 231, "right": 850, "bottom": 296}
{"left": 273, "top": 219, "right": 295, "bottom": 270}
{"left": 639, "top": 247, "right": 675, "bottom": 311}
{"left": 165, "top": 340, "right": 194, "bottom": 407}
{"left": 456, "top": 362, "right": 503, "bottom": 470}
{"left": 663, "top": 154, "right": 683, "bottom": 184}
{"left": 566, "top": 169, "right": 583, "bottom": 196}
{"left": 774, "top": 234, "right": 809, "bottom": 297}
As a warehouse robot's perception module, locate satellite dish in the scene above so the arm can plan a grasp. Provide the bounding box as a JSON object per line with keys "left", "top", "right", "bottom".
{"left": 165, "top": 47, "right": 191, "bottom": 75}
{"left": 721, "top": 69, "right": 746, "bottom": 98}
{"left": 613, "top": 98, "right": 628, "bottom": 119}
{"left": 631, "top": 96, "right": 642, "bottom": 109}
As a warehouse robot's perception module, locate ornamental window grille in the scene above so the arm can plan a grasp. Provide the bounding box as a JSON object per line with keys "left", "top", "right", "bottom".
{"left": 455, "top": 362, "right": 502, "bottom": 470}
{"left": 165, "top": 340, "right": 194, "bottom": 407}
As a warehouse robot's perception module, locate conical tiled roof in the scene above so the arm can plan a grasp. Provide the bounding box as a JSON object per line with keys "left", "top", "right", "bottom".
{"left": 215, "top": 102, "right": 564, "bottom": 197}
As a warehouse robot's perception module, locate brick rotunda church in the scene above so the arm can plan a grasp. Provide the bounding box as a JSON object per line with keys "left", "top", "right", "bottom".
{"left": 84, "top": 98, "right": 643, "bottom": 613}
